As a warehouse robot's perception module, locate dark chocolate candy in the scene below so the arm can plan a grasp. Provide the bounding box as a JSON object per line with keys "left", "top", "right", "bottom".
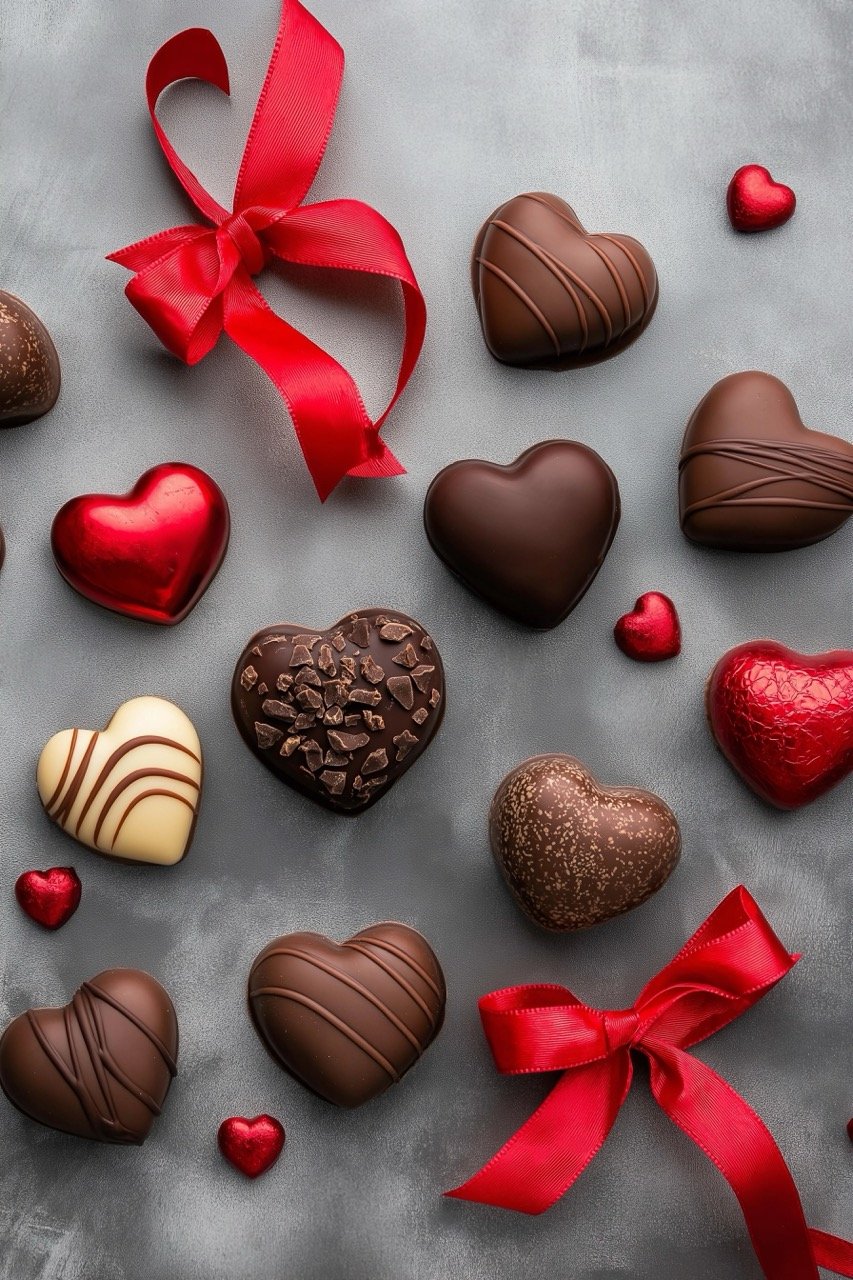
{"left": 490, "top": 755, "right": 680, "bottom": 931}
{"left": 679, "top": 371, "right": 853, "bottom": 551}
{"left": 231, "top": 609, "right": 445, "bottom": 813}
{"left": 248, "top": 923, "right": 446, "bottom": 1108}
{"left": 0, "top": 291, "right": 60, "bottom": 426}
{"left": 0, "top": 969, "right": 178, "bottom": 1143}
{"left": 472, "top": 192, "right": 658, "bottom": 368}
{"left": 424, "top": 440, "right": 620, "bottom": 628}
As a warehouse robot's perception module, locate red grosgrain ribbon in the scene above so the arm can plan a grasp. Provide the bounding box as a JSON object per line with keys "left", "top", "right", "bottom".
{"left": 108, "top": 0, "right": 426, "bottom": 500}
{"left": 446, "top": 887, "right": 853, "bottom": 1279}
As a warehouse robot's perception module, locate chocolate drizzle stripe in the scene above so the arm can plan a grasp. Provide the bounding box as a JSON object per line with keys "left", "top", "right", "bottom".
{"left": 476, "top": 256, "right": 561, "bottom": 355}
{"left": 74, "top": 735, "right": 201, "bottom": 833}
{"left": 345, "top": 939, "right": 440, "bottom": 1026}
{"left": 51, "top": 733, "right": 99, "bottom": 824}
{"left": 110, "top": 788, "right": 198, "bottom": 849}
{"left": 45, "top": 727, "right": 79, "bottom": 811}
{"left": 598, "top": 234, "right": 651, "bottom": 310}
{"left": 251, "top": 986, "right": 400, "bottom": 1080}
{"left": 349, "top": 936, "right": 443, "bottom": 1000}
{"left": 521, "top": 191, "right": 585, "bottom": 233}
{"left": 83, "top": 982, "right": 177, "bottom": 1075}
{"left": 91, "top": 768, "right": 200, "bottom": 844}
{"left": 680, "top": 438, "right": 853, "bottom": 519}
{"left": 255, "top": 947, "right": 424, "bottom": 1052}
{"left": 82, "top": 988, "right": 163, "bottom": 1112}
{"left": 584, "top": 237, "right": 632, "bottom": 327}
{"left": 490, "top": 218, "right": 613, "bottom": 343}
{"left": 490, "top": 219, "right": 590, "bottom": 348}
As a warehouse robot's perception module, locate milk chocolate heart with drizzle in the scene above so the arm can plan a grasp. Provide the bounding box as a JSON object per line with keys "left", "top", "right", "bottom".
{"left": 490, "top": 755, "right": 681, "bottom": 931}
{"left": 472, "top": 192, "right": 658, "bottom": 368}
{"left": 231, "top": 609, "right": 445, "bottom": 813}
{"left": 424, "top": 441, "right": 620, "bottom": 628}
{"left": 0, "top": 969, "right": 178, "bottom": 1143}
{"left": 248, "top": 923, "right": 446, "bottom": 1107}
{"left": 679, "top": 372, "right": 853, "bottom": 550}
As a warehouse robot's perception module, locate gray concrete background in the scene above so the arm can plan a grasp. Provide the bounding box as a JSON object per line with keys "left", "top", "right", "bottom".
{"left": 0, "top": 1, "right": 851, "bottom": 1276}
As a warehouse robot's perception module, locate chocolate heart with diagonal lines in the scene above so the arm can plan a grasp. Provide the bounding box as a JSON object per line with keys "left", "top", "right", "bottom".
{"left": 248, "top": 923, "right": 446, "bottom": 1107}
{"left": 472, "top": 192, "right": 658, "bottom": 368}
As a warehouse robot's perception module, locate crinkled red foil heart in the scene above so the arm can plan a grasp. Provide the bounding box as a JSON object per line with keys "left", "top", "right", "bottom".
{"left": 726, "top": 164, "right": 796, "bottom": 232}
{"left": 217, "top": 1114, "right": 285, "bottom": 1178}
{"left": 706, "top": 641, "right": 853, "bottom": 809}
{"left": 50, "top": 462, "right": 229, "bottom": 625}
{"left": 614, "top": 592, "right": 681, "bottom": 662}
{"left": 14, "top": 867, "right": 81, "bottom": 930}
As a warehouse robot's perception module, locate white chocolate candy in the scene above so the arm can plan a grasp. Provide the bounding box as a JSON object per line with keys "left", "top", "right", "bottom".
{"left": 37, "top": 696, "right": 202, "bottom": 866}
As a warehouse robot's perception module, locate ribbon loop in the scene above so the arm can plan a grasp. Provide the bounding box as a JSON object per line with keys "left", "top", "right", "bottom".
{"left": 446, "top": 886, "right": 853, "bottom": 1280}
{"left": 109, "top": 0, "right": 426, "bottom": 500}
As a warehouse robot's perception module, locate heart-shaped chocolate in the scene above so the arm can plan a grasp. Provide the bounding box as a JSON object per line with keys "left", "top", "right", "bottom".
{"left": 248, "top": 923, "right": 446, "bottom": 1108}
{"left": 727, "top": 164, "right": 796, "bottom": 233}
{"left": 37, "top": 696, "right": 203, "bottom": 865}
{"left": 472, "top": 192, "right": 658, "bottom": 368}
{"left": 231, "top": 609, "right": 445, "bottom": 813}
{"left": 706, "top": 641, "right": 853, "bottom": 809}
{"left": 490, "top": 755, "right": 681, "bottom": 931}
{"left": 679, "top": 372, "right": 853, "bottom": 550}
{"left": 0, "top": 969, "right": 178, "bottom": 1143}
{"left": 51, "top": 462, "right": 230, "bottom": 625}
{"left": 424, "top": 441, "right": 620, "bottom": 628}
{"left": 0, "top": 290, "right": 60, "bottom": 427}
{"left": 15, "top": 866, "right": 82, "bottom": 930}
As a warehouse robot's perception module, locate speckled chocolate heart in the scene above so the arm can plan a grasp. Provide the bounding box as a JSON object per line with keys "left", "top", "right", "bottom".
{"left": 231, "top": 609, "right": 445, "bottom": 813}
{"left": 490, "top": 754, "right": 681, "bottom": 930}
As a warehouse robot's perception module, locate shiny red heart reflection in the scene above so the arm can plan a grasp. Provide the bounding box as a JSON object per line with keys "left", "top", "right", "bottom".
{"left": 217, "top": 1114, "right": 285, "bottom": 1178}
{"left": 15, "top": 867, "right": 82, "bottom": 930}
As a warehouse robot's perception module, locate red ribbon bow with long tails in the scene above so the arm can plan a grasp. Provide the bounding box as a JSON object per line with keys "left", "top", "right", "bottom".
{"left": 108, "top": 0, "right": 426, "bottom": 500}
{"left": 447, "top": 887, "right": 853, "bottom": 1279}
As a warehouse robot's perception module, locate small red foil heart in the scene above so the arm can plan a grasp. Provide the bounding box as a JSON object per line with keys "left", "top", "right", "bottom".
{"left": 614, "top": 592, "right": 681, "bottom": 662}
{"left": 726, "top": 164, "right": 796, "bottom": 232}
{"left": 15, "top": 867, "right": 82, "bottom": 930}
{"left": 707, "top": 641, "right": 853, "bottom": 809}
{"left": 218, "top": 1114, "right": 285, "bottom": 1178}
{"left": 51, "top": 462, "right": 230, "bottom": 625}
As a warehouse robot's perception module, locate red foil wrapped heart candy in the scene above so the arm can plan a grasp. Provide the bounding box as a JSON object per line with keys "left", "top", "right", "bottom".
{"left": 706, "top": 641, "right": 853, "bottom": 809}
{"left": 614, "top": 592, "right": 681, "bottom": 662}
{"left": 217, "top": 1114, "right": 285, "bottom": 1178}
{"left": 51, "top": 463, "right": 230, "bottom": 625}
{"left": 15, "top": 867, "right": 82, "bottom": 930}
{"left": 726, "top": 164, "right": 796, "bottom": 232}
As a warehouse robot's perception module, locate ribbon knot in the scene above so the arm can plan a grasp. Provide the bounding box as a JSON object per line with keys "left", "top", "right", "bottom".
{"left": 447, "top": 886, "right": 853, "bottom": 1280}
{"left": 108, "top": 1, "right": 426, "bottom": 500}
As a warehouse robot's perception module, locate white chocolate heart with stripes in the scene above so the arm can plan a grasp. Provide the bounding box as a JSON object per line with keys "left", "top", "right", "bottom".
{"left": 37, "top": 696, "right": 202, "bottom": 865}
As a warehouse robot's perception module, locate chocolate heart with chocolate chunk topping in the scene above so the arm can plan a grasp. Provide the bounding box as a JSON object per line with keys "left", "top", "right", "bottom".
{"left": 231, "top": 609, "right": 445, "bottom": 813}
{"left": 490, "top": 754, "right": 680, "bottom": 930}
{"left": 424, "top": 441, "right": 620, "bottom": 628}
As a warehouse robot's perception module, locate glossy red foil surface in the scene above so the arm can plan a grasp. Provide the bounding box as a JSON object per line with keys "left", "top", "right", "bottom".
{"left": 217, "top": 1114, "right": 285, "bottom": 1178}
{"left": 726, "top": 164, "right": 796, "bottom": 232}
{"left": 613, "top": 591, "right": 681, "bottom": 662}
{"left": 51, "top": 462, "right": 230, "bottom": 625}
{"left": 706, "top": 640, "right": 853, "bottom": 809}
{"left": 15, "top": 867, "right": 82, "bottom": 930}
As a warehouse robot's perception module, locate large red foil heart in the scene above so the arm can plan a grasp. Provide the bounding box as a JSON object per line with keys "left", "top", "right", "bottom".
{"left": 14, "top": 867, "right": 81, "bottom": 930}
{"left": 614, "top": 592, "right": 681, "bottom": 662}
{"left": 706, "top": 641, "right": 853, "bottom": 809}
{"left": 217, "top": 1114, "right": 285, "bottom": 1178}
{"left": 726, "top": 165, "right": 796, "bottom": 232}
{"left": 51, "top": 463, "right": 230, "bottom": 625}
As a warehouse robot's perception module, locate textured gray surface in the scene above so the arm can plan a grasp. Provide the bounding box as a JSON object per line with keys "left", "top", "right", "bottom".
{"left": 0, "top": 1, "right": 851, "bottom": 1277}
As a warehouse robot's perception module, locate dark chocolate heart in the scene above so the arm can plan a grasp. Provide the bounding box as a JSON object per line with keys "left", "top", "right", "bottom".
{"left": 490, "top": 755, "right": 681, "bottom": 931}
{"left": 679, "top": 371, "right": 853, "bottom": 551}
{"left": 424, "top": 440, "right": 620, "bottom": 628}
{"left": 231, "top": 609, "right": 445, "bottom": 813}
{"left": 0, "top": 969, "right": 178, "bottom": 1143}
{"left": 473, "top": 192, "right": 658, "bottom": 368}
{"left": 248, "top": 923, "right": 446, "bottom": 1107}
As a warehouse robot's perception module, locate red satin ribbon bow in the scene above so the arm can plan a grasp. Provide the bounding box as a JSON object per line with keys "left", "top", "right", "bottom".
{"left": 109, "top": 0, "right": 426, "bottom": 500}
{"left": 447, "top": 887, "right": 853, "bottom": 1280}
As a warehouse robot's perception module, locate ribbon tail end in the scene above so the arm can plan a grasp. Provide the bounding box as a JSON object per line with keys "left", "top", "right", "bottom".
{"left": 347, "top": 447, "right": 407, "bottom": 481}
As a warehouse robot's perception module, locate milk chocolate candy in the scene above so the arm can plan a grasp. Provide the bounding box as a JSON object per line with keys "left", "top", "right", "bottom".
{"left": 679, "top": 372, "right": 853, "bottom": 551}
{"left": 424, "top": 440, "right": 620, "bottom": 628}
{"left": 248, "top": 923, "right": 446, "bottom": 1107}
{"left": 0, "top": 969, "right": 178, "bottom": 1143}
{"left": 0, "top": 290, "right": 60, "bottom": 426}
{"left": 473, "top": 192, "right": 658, "bottom": 368}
